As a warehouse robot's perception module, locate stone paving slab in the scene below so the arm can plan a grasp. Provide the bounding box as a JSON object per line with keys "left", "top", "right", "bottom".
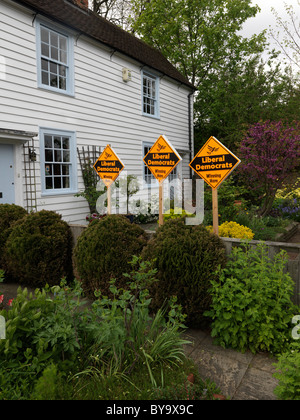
{"left": 183, "top": 329, "right": 279, "bottom": 400}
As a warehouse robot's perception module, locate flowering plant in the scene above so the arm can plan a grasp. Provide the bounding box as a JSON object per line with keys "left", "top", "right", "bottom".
{"left": 272, "top": 198, "right": 300, "bottom": 222}
{"left": 86, "top": 213, "right": 107, "bottom": 223}
{"left": 238, "top": 120, "right": 300, "bottom": 216}
{"left": 0, "top": 269, "right": 13, "bottom": 309}
{"left": 206, "top": 221, "right": 254, "bottom": 240}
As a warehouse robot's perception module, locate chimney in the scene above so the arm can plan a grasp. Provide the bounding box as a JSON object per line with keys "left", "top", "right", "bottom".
{"left": 73, "top": 0, "right": 89, "bottom": 9}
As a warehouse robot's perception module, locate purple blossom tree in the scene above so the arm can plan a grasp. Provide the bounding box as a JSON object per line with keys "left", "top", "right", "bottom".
{"left": 238, "top": 120, "right": 300, "bottom": 216}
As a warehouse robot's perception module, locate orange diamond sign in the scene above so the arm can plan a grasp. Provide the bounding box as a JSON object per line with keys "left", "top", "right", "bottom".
{"left": 93, "top": 144, "right": 124, "bottom": 187}
{"left": 143, "top": 135, "right": 182, "bottom": 182}
{"left": 189, "top": 136, "right": 240, "bottom": 189}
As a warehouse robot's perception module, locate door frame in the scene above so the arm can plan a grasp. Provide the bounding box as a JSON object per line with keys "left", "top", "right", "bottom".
{"left": 0, "top": 129, "right": 38, "bottom": 208}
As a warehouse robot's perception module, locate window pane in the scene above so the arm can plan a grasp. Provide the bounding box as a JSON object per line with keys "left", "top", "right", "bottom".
{"left": 50, "top": 32, "right": 58, "bottom": 48}
{"left": 54, "top": 150, "right": 62, "bottom": 162}
{"left": 54, "top": 177, "right": 62, "bottom": 189}
{"left": 42, "top": 71, "right": 49, "bottom": 85}
{"left": 46, "top": 177, "right": 53, "bottom": 189}
{"left": 41, "top": 27, "right": 49, "bottom": 43}
{"left": 41, "top": 43, "right": 49, "bottom": 57}
{"left": 50, "top": 62, "right": 57, "bottom": 74}
{"left": 62, "top": 138, "right": 69, "bottom": 149}
{"left": 63, "top": 177, "right": 70, "bottom": 188}
{"left": 50, "top": 74, "right": 58, "bottom": 87}
{"left": 45, "top": 149, "right": 53, "bottom": 162}
{"left": 51, "top": 46, "right": 59, "bottom": 61}
{"left": 63, "top": 151, "right": 70, "bottom": 162}
{"left": 62, "top": 165, "right": 70, "bottom": 175}
{"left": 53, "top": 164, "right": 61, "bottom": 175}
{"left": 45, "top": 164, "right": 52, "bottom": 175}
{"left": 54, "top": 137, "right": 61, "bottom": 148}
{"left": 59, "top": 36, "right": 67, "bottom": 52}
{"left": 59, "top": 76, "right": 66, "bottom": 90}
{"left": 44, "top": 135, "right": 53, "bottom": 148}
{"left": 41, "top": 58, "right": 48, "bottom": 71}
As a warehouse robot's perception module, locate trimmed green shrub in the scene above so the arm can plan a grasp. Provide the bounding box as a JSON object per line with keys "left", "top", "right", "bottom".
{"left": 73, "top": 215, "right": 148, "bottom": 299}
{"left": 4, "top": 210, "right": 73, "bottom": 287}
{"left": 141, "top": 218, "right": 227, "bottom": 328}
{"left": 0, "top": 204, "right": 27, "bottom": 268}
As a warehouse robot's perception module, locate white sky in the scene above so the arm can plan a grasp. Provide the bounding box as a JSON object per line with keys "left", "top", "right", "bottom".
{"left": 241, "top": 0, "right": 300, "bottom": 66}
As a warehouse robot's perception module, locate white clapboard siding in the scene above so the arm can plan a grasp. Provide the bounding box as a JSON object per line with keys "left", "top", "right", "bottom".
{"left": 0, "top": 1, "right": 194, "bottom": 224}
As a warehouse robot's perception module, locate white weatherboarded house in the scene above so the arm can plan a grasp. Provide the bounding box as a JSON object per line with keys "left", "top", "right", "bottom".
{"left": 0, "top": 0, "right": 195, "bottom": 224}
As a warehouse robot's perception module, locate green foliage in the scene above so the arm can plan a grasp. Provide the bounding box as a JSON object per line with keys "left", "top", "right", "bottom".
{"left": 0, "top": 281, "right": 86, "bottom": 399}
{"left": 73, "top": 215, "right": 148, "bottom": 299}
{"left": 153, "top": 378, "right": 221, "bottom": 400}
{"left": 75, "top": 161, "right": 106, "bottom": 214}
{"left": 273, "top": 342, "right": 300, "bottom": 400}
{"left": 32, "top": 363, "right": 61, "bottom": 400}
{"left": 0, "top": 204, "right": 27, "bottom": 269}
{"left": 0, "top": 258, "right": 218, "bottom": 400}
{"left": 206, "top": 242, "right": 297, "bottom": 354}
{"left": 3, "top": 210, "right": 73, "bottom": 287}
{"left": 80, "top": 256, "right": 190, "bottom": 388}
{"left": 163, "top": 207, "right": 194, "bottom": 222}
{"left": 141, "top": 218, "right": 227, "bottom": 328}
{"left": 203, "top": 178, "right": 246, "bottom": 225}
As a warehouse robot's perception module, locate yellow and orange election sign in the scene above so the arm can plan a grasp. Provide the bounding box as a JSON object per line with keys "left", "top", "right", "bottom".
{"left": 93, "top": 144, "right": 124, "bottom": 187}
{"left": 189, "top": 136, "right": 240, "bottom": 189}
{"left": 143, "top": 135, "right": 182, "bottom": 182}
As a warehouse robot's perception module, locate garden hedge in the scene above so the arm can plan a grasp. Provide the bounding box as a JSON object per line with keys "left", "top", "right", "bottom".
{"left": 0, "top": 204, "right": 28, "bottom": 269}
{"left": 141, "top": 218, "right": 227, "bottom": 328}
{"left": 73, "top": 215, "right": 148, "bottom": 299}
{"left": 4, "top": 210, "right": 73, "bottom": 287}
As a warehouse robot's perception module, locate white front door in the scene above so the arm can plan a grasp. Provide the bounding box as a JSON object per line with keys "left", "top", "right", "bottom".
{"left": 0, "top": 144, "right": 15, "bottom": 204}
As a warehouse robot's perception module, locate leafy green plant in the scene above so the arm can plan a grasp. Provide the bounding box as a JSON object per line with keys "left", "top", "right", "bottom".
{"left": 0, "top": 279, "right": 90, "bottom": 400}
{"left": 273, "top": 342, "right": 300, "bottom": 400}
{"left": 141, "top": 218, "right": 227, "bottom": 328}
{"left": 81, "top": 256, "right": 190, "bottom": 387}
{"left": 73, "top": 215, "right": 148, "bottom": 299}
{"left": 162, "top": 207, "right": 195, "bottom": 222}
{"left": 153, "top": 378, "right": 222, "bottom": 400}
{"left": 3, "top": 210, "right": 73, "bottom": 287}
{"left": 206, "top": 242, "right": 298, "bottom": 354}
{"left": 75, "top": 161, "right": 107, "bottom": 214}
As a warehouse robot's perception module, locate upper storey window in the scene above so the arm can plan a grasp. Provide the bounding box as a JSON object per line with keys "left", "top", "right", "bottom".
{"left": 36, "top": 21, "right": 74, "bottom": 95}
{"left": 142, "top": 71, "right": 159, "bottom": 118}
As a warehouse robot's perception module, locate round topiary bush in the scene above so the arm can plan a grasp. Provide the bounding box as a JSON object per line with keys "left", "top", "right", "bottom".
{"left": 73, "top": 215, "right": 148, "bottom": 299}
{"left": 141, "top": 218, "right": 227, "bottom": 328}
{"left": 4, "top": 210, "right": 73, "bottom": 287}
{"left": 0, "top": 204, "right": 28, "bottom": 268}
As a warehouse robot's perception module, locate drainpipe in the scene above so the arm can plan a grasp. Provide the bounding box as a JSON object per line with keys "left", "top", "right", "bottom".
{"left": 188, "top": 92, "right": 193, "bottom": 179}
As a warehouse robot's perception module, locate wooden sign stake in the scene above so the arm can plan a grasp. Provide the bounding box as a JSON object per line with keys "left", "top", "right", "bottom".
{"left": 107, "top": 184, "right": 112, "bottom": 215}
{"left": 159, "top": 181, "right": 164, "bottom": 226}
{"left": 212, "top": 187, "right": 219, "bottom": 236}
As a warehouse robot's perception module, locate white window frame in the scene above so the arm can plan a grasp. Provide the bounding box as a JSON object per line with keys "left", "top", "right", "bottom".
{"left": 36, "top": 20, "right": 74, "bottom": 96}
{"left": 141, "top": 70, "right": 160, "bottom": 118}
{"left": 40, "top": 128, "right": 77, "bottom": 196}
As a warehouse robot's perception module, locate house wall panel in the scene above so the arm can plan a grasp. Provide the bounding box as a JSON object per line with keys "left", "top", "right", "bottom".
{"left": 0, "top": 0, "right": 193, "bottom": 224}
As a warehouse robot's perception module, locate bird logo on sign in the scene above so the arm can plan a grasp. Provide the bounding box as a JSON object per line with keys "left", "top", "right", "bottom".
{"left": 207, "top": 145, "right": 219, "bottom": 154}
